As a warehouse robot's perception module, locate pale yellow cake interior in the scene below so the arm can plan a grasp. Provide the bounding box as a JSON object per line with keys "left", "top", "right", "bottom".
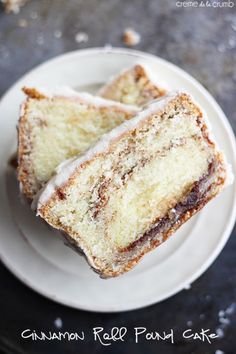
{"left": 46, "top": 99, "right": 215, "bottom": 265}
{"left": 26, "top": 98, "right": 134, "bottom": 185}
{"left": 100, "top": 66, "right": 164, "bottom": 106}
{"left": 101, "top": 70, "right": 145, "bottom": 105}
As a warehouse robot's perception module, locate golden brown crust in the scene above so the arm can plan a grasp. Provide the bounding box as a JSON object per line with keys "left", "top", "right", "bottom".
{"left": 17, "top": 98, "right": 38, "bottom": 199}
{"left": 37, "top": 93, "right": 228, "bottom": 278}
{"left": 98, "top": 155, "right": 226, "bottom": 277}
{"left": 22, "top": 87, "right": 47, "bottom": 100}
{"left": 133, "top": 64, "right": 167, "bottom": 103}
{"left": 37, "top": 94, "right": 205, "bottom": 208}
{"left": 18, "top": 87, "right": 47, "bottom": 198}
{"left": 100, "top": 64, "right": 166, "bottom": 106}
{"left": 38, "top": 93, "right": 208, "bottom": 205}
{"left": 17, "top": 87, "right": 138, "bottom": 200}
{"left": 39, "top": 161, "right": 225, "bottom": 278}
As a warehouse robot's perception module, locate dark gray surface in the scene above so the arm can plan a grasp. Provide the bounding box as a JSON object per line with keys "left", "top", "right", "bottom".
{"left": 0, "top": 0, "right": 236, "bottom": 353}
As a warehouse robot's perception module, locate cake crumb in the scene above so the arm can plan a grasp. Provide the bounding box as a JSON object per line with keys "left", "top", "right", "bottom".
{"left": 225, "top": 302, "right": 235, "bottom": 315}
{"left": 218, "top": 310, "right": 225, "bottom": 318}
{"left": 219, "top": 317, "right": 230, "bottom": 325}
{"left": 218, "top": 303, "right": 235, "bottom": 322}
{"left": 215, "top": 350, "right": 224, "bottom": 354}
{"left": 75, "top": 31, "right": 89, "bottom": 43}
{"left": 54, "top": 317, "right": 63, "bottom": 329}
{"left": 54, "top": 30, "right": 62, "bottom": 39}
{"left": 18, "top": 18, "right": 28, "bottom": 28}
{"left": 1, "top": 0, "right": 28, "bottom": 13}
{"left": 205, "top": 294, "right": 212, "bottom": 301}
{"left": 216, "top": 327, "right": 224, "bottom": 338}
{"left": 217, "top": 44, "right": 226, "bottom": 53}
{"left": 215, "top": 303, "right": 235, "bottom": 340}
{"left": 30, "top": 11, "right": 38, "bottom": 20}
{"left": 36, "top": 33, "right": 44, "bottom": 46}
{"left": 122, "top": 27, "right": 141, "bottom": 46}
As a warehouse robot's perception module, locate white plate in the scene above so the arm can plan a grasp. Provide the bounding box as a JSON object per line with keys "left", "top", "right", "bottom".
{"left": 0, "top": 48, "right": 236, "bottom": 312}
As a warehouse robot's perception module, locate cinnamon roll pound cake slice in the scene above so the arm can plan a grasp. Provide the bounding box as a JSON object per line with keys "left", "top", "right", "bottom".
{"left": 99, "top": 64, "right": 166, "bottom": 106}
{"left": 37, "top": 92, "right": 231, "bottom": 278}
{"left": 18, "top": 87, "right": 138, "bottom": 200}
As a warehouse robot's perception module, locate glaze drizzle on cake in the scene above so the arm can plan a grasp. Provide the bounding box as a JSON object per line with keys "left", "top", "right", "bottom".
{"left": 37, "top": 92, "right": 231, "bottom": 277}
{"left": 99, "top": 64, "right": 166, "bottom": 106}
{"left": 17, "top": 87, "right": 138, "bottom": 199}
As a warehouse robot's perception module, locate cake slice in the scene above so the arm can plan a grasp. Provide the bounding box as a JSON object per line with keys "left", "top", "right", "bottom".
{"left": 37, "top": 92, "right": 231, "bottom": 278}
{"left": 18, "top": 87, "right": 138, "bottom": 200}
{"left": 99, "top": 64, "right": 166, "bottom": 106}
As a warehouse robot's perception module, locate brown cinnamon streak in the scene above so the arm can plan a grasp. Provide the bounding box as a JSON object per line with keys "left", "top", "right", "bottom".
{"left": 120, "top": 160, "right": 216, "bottom": 253}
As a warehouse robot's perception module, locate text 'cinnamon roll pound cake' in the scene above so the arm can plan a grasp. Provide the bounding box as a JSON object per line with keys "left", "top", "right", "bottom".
{"left": 99, "top": 64, "right": 166, "bottom": 106}
{"left": 37, "top": 92, "right": 231, "bottom": 278}
{"left": 18, "top": 87, "right": 138, "bottom": 200}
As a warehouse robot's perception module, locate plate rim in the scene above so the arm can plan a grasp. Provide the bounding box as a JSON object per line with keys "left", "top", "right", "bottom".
{"left": 1, "top": 47, "right": 236, "bottom": 312}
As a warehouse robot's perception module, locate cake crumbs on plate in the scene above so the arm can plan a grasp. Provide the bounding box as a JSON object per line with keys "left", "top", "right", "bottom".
{"left": 75, "top": 31, "right": 89, "bottom": 43}
{"left": 122, "top": 27, "right": 141, "bottom": 46}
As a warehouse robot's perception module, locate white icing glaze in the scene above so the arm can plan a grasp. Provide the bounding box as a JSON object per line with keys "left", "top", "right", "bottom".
{"left": 36, "top": 90, "right": 233, "bottom": 210}
{"left": 135, "top": 62, "right": 170, "bottom": 91}
{"left": 98, "top": 62, "right": 169, "bottom": 95}
{"left": 29, "top": 86, "right": 138, "bottom": 112}
{"left": 223, "top": 159, "right": 234, "bottom": 187}
{"left": 36, "top": 91, "right": 180, "bottom": 209}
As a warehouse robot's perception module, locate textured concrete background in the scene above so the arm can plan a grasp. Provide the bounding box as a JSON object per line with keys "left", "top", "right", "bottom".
{"left": 1, "top": 0, "right": 236, "bottom": 131}
{"left": 0, "top": 1, "right": 236, "bottom": 353}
